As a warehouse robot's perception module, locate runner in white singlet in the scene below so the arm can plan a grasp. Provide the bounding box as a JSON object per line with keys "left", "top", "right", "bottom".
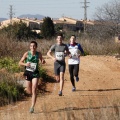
{"left": 67, "top": 35, "right": 85, "bottom": 91}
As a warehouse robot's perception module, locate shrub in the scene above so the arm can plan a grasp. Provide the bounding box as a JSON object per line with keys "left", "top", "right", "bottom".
{"left": 0, "top": 57, "right": 21, "bottom": 73}
{"left": 0, "top": 21, "right": 39, "bottom": 40}
{"left": 0, "top": 72, "right": 25, "bottom": 106}
{"left": 38, "top": 65, "right": 48, "bottom": 80}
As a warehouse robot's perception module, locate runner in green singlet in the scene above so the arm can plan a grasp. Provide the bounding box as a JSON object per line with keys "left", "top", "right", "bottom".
{"left": 19, "top": 41, "right": 45, "bottom": 113}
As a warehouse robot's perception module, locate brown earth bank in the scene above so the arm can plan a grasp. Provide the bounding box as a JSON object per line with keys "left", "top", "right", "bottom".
{"left": 0, "top": 55, "right": 120, "bottom": 120}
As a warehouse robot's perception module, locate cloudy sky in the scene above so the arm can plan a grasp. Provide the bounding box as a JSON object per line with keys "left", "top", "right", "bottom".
{"left": 0, "top": 0, "right": 112, "bottom": 19}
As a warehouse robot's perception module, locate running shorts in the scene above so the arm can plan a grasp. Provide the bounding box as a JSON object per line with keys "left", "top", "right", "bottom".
{"left": 23, "top": 70, "right": 40, "bottom": 81}
{"left": 54, "top": 61, "right": 66, "bottom": 75}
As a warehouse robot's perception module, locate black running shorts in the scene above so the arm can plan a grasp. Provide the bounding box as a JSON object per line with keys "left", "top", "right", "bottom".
{"left": 23, "top": 70, "right": 40, "bottom": 81}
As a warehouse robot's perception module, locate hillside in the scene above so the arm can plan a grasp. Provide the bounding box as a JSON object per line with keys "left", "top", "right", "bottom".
{"left": 0, "top": 18, "right": 7, "bottom": 22}
{"left": 18, "top": 14, "right": 45, "bottom": 20}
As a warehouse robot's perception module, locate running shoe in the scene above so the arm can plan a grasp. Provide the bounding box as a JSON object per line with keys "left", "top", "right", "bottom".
{"left": 29, "top": 107, "right": 34, "bottom": 113}
{"left": 76, "top": 76, "right": 79, "bottom": 82}
{"left": 72, "top": 87, "right": 76, "bottom": 92}
{"left": 58, "top": 91, "right": 62, "bottom": 96}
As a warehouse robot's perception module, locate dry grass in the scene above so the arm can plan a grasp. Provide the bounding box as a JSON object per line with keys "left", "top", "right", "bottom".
{"left": 0, "top": 35, "right": 56, "bottom": 59}
{"left": 0, "top": 34, "right": 120, "bottom": 58}
{"left": 0, "top": 34, "right": 27, "bottom": 59}
{"left": 78, "top": 38, "right": 120, "bottom": 55}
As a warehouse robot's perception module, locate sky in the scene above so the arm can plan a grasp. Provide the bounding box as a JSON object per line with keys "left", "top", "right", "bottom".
{"left": 0, "top": 0, "right": 112, "bottom": 20}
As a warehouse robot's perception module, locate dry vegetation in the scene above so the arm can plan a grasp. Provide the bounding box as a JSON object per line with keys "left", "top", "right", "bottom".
{"left": 79, "top": 38, "right": 120, "bottom": 55}
{"left": 0, "top": 33, "right": 120, "bottom": 58}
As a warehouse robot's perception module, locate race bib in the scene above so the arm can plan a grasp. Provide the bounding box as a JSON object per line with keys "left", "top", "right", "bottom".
{"left": 55, "top": 52, "right": 65, "bottom": 61}
{"left": 69, "top": 48, "right": 79, "bottom": 59}
{"left": 71, "top": 53, "right": 79, "bottom": 59}
{"left": 26, "top": 62, "right": 37, "bottom": 72}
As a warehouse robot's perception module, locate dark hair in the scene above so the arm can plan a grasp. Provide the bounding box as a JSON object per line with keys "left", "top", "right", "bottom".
{"left": 30, "top": 41, "right": 38, "bottom": 47}
{"left": 71, "top": 35, "right": 76, "bottom": 39}
{"left": 56, "top": 33, "right": 63, "bottom": 38}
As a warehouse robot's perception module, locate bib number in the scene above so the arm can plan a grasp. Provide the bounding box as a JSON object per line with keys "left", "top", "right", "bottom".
{"left": 26, "top": 62, "right": 37, "bottom": 72}
{"left": 55, "top": 52, "right": 64, "bottom": 61}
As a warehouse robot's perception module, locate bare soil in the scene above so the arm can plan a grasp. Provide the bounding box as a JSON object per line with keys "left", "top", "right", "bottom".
{"left": 0, "top": 55, "right": 120, "bottom": 120}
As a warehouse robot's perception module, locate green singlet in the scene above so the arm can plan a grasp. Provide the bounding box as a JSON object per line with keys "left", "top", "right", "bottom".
{"left": 24, "top": 51, "right": 39, "bottom": 79}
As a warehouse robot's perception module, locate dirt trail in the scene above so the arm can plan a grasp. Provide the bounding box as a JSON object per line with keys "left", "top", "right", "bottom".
{"left": 0, "top": 56, "right": 120, "bottom": 120}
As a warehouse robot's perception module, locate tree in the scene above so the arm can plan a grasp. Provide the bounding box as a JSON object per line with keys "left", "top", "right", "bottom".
{"left": 94, "top": 0, "right": 120, "bottom": 37}
{"left": 54, "top": 24, "right": 63, "bottom": 32}
{"left": 41, "top": 17, "right": 55, "bottom": 39}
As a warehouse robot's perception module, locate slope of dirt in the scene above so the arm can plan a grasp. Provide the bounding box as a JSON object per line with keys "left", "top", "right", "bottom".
{"left": 0, "top": 55, "right": 120, "bottom": 120}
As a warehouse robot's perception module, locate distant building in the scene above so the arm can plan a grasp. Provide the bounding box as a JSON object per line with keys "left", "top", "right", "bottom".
{"left": 0, "top": 17, "right": 43, "bottom": 29}
{"left": 59, "top": 17, "right": 84, "bottom": 31}
{"left": 0, "top": 16, "right": 99, "bottom": 33}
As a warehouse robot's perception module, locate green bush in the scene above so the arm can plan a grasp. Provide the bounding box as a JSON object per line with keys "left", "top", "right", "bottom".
{"left": 0, "top": 82, "right": 24, "bottom": 105}
{"left": 0, "top": 57, "right": 21, "bottom": 73}
{"left": 39, "top": 66, "right": 48, "bottom": 80}
{"left": 0, "top": 73, "right": 25, "bottom": 106}
{"left": 0, "top": 82, "right": 22, "bottom": 100}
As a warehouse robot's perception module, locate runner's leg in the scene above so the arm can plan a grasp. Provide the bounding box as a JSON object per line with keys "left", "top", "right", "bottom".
{"left": 59, "top": 63, "right": 65, "bottom": 96}
{"left": 59, "top": 72, "right": 64, "bottom": 91}
{"left": 25, "top": 80, "right": 32, "bottom": 94}
{"left": 31, "top": 78, "right": 38, "bottom": 108}
{"left": 74, "top": 64, "right": 79, "bottom": 82}
{"left": 69, "top": 65, "right": 75, "bottom": 87}
{"left": 74, "top": 64, "right": 79, "bottom": 77}
{"left": 55, "top": 75, "right": 60, "bottom": 82}
{"left": 54, "top": 62, "right": 60, "bottom": 82}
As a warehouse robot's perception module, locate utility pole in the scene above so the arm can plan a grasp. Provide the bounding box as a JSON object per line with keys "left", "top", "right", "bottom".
{"left": 81, "top": 0, "right": 90, "bottom": 33}
{"left": 9, "top": 5, "right": 15, "bottom": 24}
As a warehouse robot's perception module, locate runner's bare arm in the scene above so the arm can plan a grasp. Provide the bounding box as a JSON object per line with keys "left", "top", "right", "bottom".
{"left": 19, "top": 52, "right": 30, "bottom": 66}
{"left": 47, "top": 50, "right": 56, "bottom": 61}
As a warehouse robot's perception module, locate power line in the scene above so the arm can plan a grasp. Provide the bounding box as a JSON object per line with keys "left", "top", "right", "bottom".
{"left": 6, "top": 2, "right": 77, "bottom": 5}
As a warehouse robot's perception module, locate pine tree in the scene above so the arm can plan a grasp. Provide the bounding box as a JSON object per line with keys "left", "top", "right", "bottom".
{"left": 41, "top": 17, "right": 55, "bottom": 39}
